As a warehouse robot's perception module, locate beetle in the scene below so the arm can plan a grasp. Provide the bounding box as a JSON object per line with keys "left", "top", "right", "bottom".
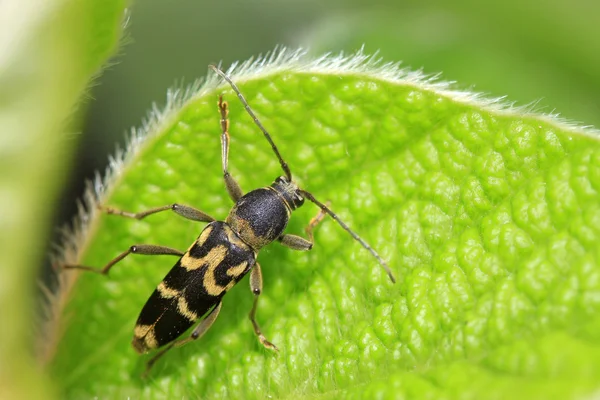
{"left": 65, "top": 65, "right": 395, "bottom": 376}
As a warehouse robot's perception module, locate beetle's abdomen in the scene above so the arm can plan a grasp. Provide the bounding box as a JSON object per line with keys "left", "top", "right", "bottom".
{"left": 226, "top": 187, "right": 290, "bottom": 250}
{"left": 132, "top": 221, "right": 255, "bottom": 353}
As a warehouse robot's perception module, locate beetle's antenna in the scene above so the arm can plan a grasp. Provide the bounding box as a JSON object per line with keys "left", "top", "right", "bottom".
{"left": 299, "top": 189, "right": 396, "bottom": 283}
{"left": 209, "top": 64, "right": 292, "bottom": 181}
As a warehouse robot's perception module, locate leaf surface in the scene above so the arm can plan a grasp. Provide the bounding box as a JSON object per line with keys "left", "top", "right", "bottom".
{"left": 52, "top": 60, "right": 600, "bottom": 399}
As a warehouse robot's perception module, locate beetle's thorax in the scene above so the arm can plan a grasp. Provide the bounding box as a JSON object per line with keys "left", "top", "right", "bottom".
{"left": 226, "top": 176, "right": 304, "bottom": 251}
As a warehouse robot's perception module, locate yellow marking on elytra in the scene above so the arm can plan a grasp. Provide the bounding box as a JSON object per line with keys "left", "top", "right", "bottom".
{"left": 227, "top": 261, "right": 248, "bottom": 278}
{"left": 178, "top": 224, "right": 214, "bottom": 269}
{"left": 157, "top": 282, "right": 179, "bottom": 299}
{"left": 197, "top": 225, "right": 213, "bottom": 246}
{"left": 223, "top": 224, "right": 239, "bottom": 245}
{"left": 219, "top": 261, "right": 250, "bottom": 292}
{"left": 144, "top": 330, "right": 158, "bottom": 350}
{"left": 202, "top": 246, "right": 230, "bottom": 296}
{"left": 134, "top": 324, "right": 152, "bottom": 339}
{"left": 180, "top": 244, "right": 228, "bottom": 271}
{"left": 177, "top": 297, "right": 198, "bottom": 322}
{"left": 133, "top": 325, "right": 158, "bottom": 353}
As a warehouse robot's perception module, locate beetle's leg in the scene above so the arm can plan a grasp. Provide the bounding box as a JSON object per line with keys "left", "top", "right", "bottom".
{"left": 102, "top": 203, "right": 215, "bottom": 223}
{"left": 142, "top": 301, "right": 223, "bottom": 378}
{"left": 278, "top": 205, "right": 328, "bottom": 251}
{"left": 218, "top": 95, "right": 244, "bottom": 202}
{"left": 249, "top": 262, "right": 278, "bottom": 352}
{"left": 63, "top": 245, "right": 184, "bottom": 275}
{"left": 210, "top": 65, "right": 292, "bottom": 181}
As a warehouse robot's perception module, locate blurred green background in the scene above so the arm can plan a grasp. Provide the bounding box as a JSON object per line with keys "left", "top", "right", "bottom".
{"left": 59, "top": 0, "right": 600, "bottom": 233}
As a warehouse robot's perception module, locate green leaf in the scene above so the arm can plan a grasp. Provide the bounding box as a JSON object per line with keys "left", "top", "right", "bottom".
{"left": 50, "top": 52, "right": 600, "bottom": 398}
{"left": 0, "top": 1, "right": 127, "bottom": 398}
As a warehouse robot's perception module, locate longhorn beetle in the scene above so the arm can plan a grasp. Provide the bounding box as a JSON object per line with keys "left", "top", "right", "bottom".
{"left": 65, "top": 65, "right": 396, "bottom": 376}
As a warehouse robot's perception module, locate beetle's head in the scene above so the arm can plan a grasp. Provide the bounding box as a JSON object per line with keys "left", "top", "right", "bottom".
{"left": 271, "top": 176, "right": 305, "bottom": 210}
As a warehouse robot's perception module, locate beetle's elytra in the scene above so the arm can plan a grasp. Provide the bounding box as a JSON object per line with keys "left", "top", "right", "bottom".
{"left": 65, "top": 65, "right": 395, "bottom": 376}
